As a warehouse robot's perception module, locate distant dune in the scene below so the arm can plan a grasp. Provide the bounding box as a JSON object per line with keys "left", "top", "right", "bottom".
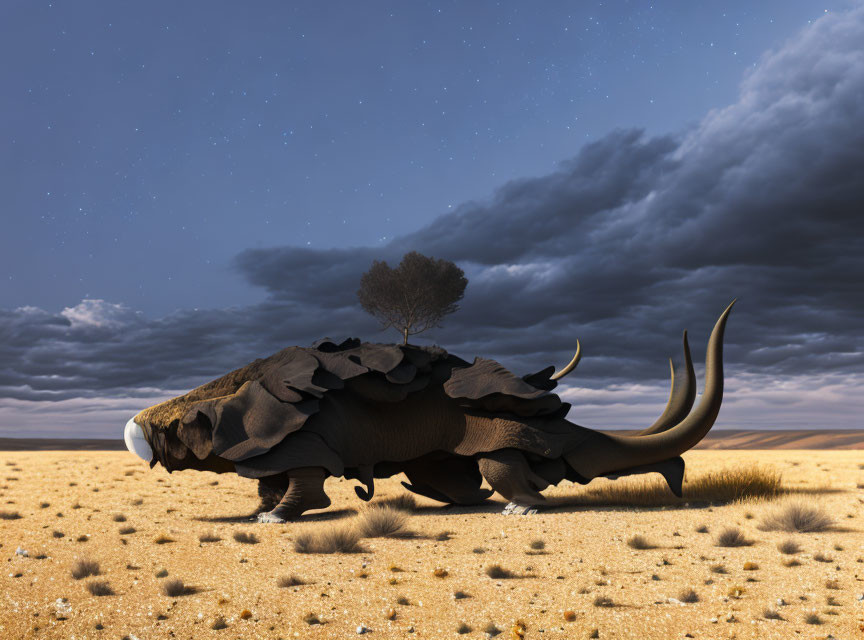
{"left": 1, "top": 429, "right": 863, "bottom": 451}
{"left": 693, "top": 429, "right": 864, "bottom": 450}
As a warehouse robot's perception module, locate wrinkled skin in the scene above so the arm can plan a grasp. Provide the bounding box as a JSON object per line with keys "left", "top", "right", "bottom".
{"left": 125, "top": 303, "right": 734, "bottom": 522}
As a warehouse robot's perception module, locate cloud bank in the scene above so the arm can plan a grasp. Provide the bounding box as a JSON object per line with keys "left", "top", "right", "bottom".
{"left": 2, "top": 7, "right": 862, "bottom": 436}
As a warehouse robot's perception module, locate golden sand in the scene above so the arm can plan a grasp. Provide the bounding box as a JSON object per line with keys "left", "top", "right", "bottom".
{"left": 0, "top": 450, "right": 861, "bottom": 639}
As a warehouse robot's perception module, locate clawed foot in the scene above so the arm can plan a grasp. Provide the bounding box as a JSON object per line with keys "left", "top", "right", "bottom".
{"left": 256, "top": 510, "right": 288, "bottom": 524}
{"left": 501, "top": 501, "right": 539, "bottom": 516}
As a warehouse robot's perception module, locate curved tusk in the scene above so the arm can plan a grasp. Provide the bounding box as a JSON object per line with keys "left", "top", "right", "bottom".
{"left": 637, "top": 330, "right": 696, "bottom": 436}
{"left": 550, "top": 340, "right": 581, "bottom": 381}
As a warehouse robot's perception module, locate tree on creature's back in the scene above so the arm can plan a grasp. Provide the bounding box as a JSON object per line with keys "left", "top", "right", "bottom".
{"left": 357, "top": 251, "right": 468, "bottom": 345}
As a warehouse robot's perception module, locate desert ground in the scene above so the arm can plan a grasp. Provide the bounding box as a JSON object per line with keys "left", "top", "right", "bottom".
{"left": 1, "top": 449, "right": 862, "bottom": 639}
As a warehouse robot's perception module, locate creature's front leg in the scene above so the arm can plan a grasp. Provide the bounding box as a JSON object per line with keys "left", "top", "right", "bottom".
{"left": 256, "top": 467, "right": 331, "bottom": 523}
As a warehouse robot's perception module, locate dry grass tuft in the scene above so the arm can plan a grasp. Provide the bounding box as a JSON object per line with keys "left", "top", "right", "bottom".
{"left": 626, "top": 534, "right": 656, "bottom": 550}
{"left": 293, "top": 525, "right": 364, "bottom": 554}
{"left": 758, "top": 500, "right": 834, "bottom": 533}
{"left": 485, "top": 564, "right": 515, "bottom": 579}
{"left": 211, "top": 616, "right": 228, "bottom": 630}
{"left": 71, "top": 558, "right": 100, "bottom": 580}
{"left": 119, "top": 526, "right": 136, "bottom": 535}
{"left": 370, "top": 493, "right": 417, "bottom": 512}
{"left": 162, "top": 579, "right": 196, "bottom": 597}
{"left": 593, "top": 595, "right": 615, "bottom": 607}
{"left": 0, "top": 510, "right": 22, "bottom": 520}
{"left": 86, "top": 580, "right": 114, "bottom": 596}
{"left": 763, "top": 607, "right": 783, "bottom": 620}
{"left": 715, "top": 526, "right": 754, "bottom": 547}
{"left": 483, "top": 622, "right": 501, "bottom": 637}
{"left": 777, "top": 538, "right": 800, "bottom": 554}
{"left": 456, "top": 622, "right": 472, "bottom": 634}
{"left": 555, "top": 464, "right": 782, "bottom": 507}
{"left": 277, "top": 575, "right": 305, "bottom": 588}
{"left": 233, "top": 531, "right": 259, "bottom": 544}
{"left": 112, "top": 514, "right": 126, "bottom": 522}
{"left": 678, "top": 588, "right": 699, "bottom": 603}
{"left": 804, "top": 612, "right": 823, "bottom": 625}
{"left": 528, "top": 539, "right": 546, "bottom": 551}
{"left": 813, "top": 551, "right": 832, "bottom": 563}
{"left": 153, "top": 534, "right": 174, "bottom": 544}
{"left": 356, "top": 506, "right": 413, "bottom": 538}
{"left": 198, "top": 531, "right": 221, "bottom": 543}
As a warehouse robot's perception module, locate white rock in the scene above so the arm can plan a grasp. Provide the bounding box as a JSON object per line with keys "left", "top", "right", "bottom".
{"left": 15, "top": 547, "right": 28, "bottom": 557}
{"left": 356, "top": 625, "right": 370, "bottom": 634}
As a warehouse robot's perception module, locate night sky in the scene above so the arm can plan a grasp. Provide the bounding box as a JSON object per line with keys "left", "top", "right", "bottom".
{"left": 2, "top": 1, "right": 862, "bottom": 437}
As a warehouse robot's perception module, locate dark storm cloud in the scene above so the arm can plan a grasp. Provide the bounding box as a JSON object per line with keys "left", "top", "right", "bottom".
{"left": 234, "top": 6, "right": 864, "bottom": 381}
{"left": 1, "top": 7, "right": 862, "bottom": 409}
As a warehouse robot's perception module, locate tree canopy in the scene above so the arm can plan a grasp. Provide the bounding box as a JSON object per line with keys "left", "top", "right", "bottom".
{"left": 357, "top": 251, "right": 468, "bottom": 344}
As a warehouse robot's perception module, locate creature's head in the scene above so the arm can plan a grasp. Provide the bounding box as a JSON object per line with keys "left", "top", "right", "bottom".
{"left": 123, "top": 353, "right": 282, "bottom": 472}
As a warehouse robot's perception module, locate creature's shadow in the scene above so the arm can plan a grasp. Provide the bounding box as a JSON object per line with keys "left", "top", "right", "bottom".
{"left": 192, "top": 507, "right": 357, "bottom": 524}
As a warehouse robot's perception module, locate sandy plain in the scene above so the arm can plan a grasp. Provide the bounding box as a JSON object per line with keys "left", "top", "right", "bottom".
{"left": 0, "top": 449, "right": 862, "bottom": 640}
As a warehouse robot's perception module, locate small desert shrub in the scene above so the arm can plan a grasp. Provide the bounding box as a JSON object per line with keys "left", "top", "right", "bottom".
{"left": 52, "top": 530, "right": 65, "bottom": 539}
{"left": 782, "top": 558, "right": 801, "bottom": 567}
{"left": 131, "top": 498, "right": 144, "bottom": 506}
{"left": 435, "top": 530, "right": 452, "bottom": 541}
{"left": 76, "top": 535, "right": 89, "bottom": 542}
{"left": 433, "top": 568, "right": 448, "bottom": 578}
{"left": 825, "top": 579, "right": 840, "bottom": 590}
{"left": 715, "top": 526, "right": 753, "bottom": 547}
{"left": 777, "top": 538, "right": 800, "bottom": 554}
{"left": 277, "top": 575, "right": 305, "bottom": 588}
{"left": 155, "top": 568, "right": 168, "bottom": 578}
{"left": 472, "top": 547, "right": 486, "bottom": 554}
{"left": 396, "top": 595, "right": 410, "bottom": 606}
{"left": 370, "top": 493, "right": 417, "bottom": 512}
{"left": 593, "top": 595, "right": 614, "bottom": 607}
{"left": 40, "top": 502, "right": 50, "bottom": 508}
{"left": 211, "top": 616, "right": 228, "bottom": 630}
{"left": 233, "top": 531, "right": 259, "bottom": 544}
{"left": 112, "top": 514, "right": 127, "bottom": 522}
{"left": 695, "top": 524, "right": 709, "bottom": 533}
{"left": 758, "top": 501, "right": 834, "bottom": 533}
{"left": 804, "top": 612, "right": 822, "bottom": 625}
{"left": 119, "top": 526, "right": 136, "bottom": 535}
{"left": 743, "top": 561, "right": 759, "bottom": 570}
{"left": 528, "top": 539, "right": 545, "bottom": 550}
{"left": 453, "top": 590, "right": 471, "bottom": 599}
{"left": 813, "top": 552, "right": 832, "bottom": 563}
{"left": 763, "top": 608, "right": 783, "bottom": 620}
{"left": 456, "top": 622, "right": 472, "bottom": 634}
{"left": 86, "top": 580, "right": 114, "bottom": 596}
{"left": 71, "top": 558, "right": 100, "bottom": 580}
{"left": 153, "top": 534, "right": 174, "bottom": 544}
{"left": 293, "top": 525, "right": 363, "bottom": 554}
{"left": 626, "top": 534, "right": 656, "bottom": 550}
{"left": 198, "top": 532, "right": 221, "bottom": 543}
{"left": 356, "top": 506, "right": 412, "bottom": 538}
{"left": 485, "top": 564, "right": 514, "bottom": 579}
{"left": 162, "top": 579, "right": 195, "bottom": 597}
{"left": 0, "top": 510, "right": 21, "bottom": 520}
{"left": 678, "top": 588, "right": 699, "bottom": 603}
{"left": 483, "top": 622, "right": 501, "bottom": 637}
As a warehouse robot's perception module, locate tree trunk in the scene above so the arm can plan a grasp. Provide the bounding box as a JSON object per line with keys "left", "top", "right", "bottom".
{"left": 402, "top": 327, "right": 409, "bottom": 345}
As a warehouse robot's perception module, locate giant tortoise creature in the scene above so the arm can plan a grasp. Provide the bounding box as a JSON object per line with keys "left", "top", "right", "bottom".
{"left": 124, "top": 302, "right": 734, "bottom": 522}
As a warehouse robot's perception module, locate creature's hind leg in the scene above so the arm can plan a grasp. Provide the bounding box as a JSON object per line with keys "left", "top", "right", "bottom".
{"left": 477, "top": 449, "right": 551, "bottom": 505}
{"left": 400, "top": 454, "right": 493, "bottom": 505}
{"left": 257, "top": 467, "right": 331, "bottom": 523}
{"left": 257, "top": 473, "right": 290, "bottom": 512}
